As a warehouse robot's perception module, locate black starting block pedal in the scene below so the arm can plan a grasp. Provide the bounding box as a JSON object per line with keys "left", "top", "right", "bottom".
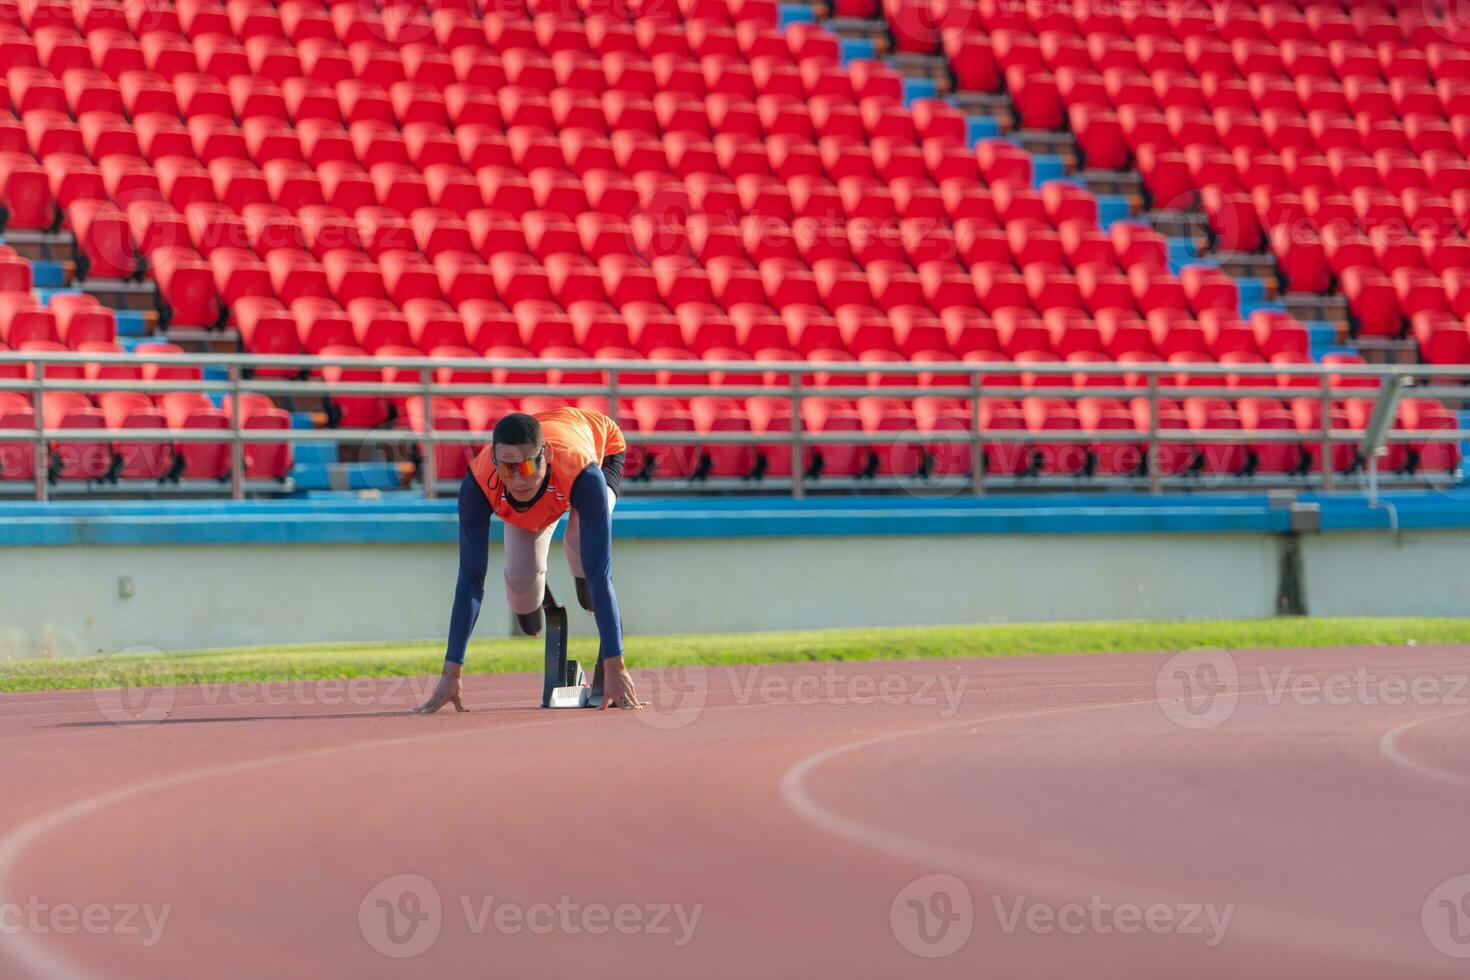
{"left": 540, "top": 586, "right": 591, "bottom": 708}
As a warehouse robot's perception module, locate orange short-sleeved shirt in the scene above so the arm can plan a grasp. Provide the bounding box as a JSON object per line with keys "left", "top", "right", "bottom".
{"left": 469, "top": 407, "right": 626, "bottom": 533}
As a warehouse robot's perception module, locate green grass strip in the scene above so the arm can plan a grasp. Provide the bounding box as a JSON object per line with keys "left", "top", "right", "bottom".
{"left": 1, "top": 617, "right": 1467, "bottom": 693}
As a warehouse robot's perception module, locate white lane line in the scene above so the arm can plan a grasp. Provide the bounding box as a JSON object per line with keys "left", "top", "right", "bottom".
{"left": 777, "top": 695, "right": 1455, "bottom": 975}
{"left": 1377, "top": 710, "right": 1470, "bottom": 787}
{"left": 0, "top": 717, "right": 568, "bottom": 980}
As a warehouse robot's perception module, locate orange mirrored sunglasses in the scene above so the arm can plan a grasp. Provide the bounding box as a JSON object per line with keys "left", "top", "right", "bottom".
{"left": 493, "top": 448, "right": 544, "bottom": 480}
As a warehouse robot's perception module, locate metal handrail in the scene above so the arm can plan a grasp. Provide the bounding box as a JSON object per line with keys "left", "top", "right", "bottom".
{"left": 0, "top": 348, "right": 1458, "bottom": 375}
{"left": 0, "top": 350, "right": 1463, "bottom": 501}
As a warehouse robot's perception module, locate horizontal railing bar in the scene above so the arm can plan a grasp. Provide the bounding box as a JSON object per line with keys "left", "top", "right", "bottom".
{"left": 5, "top": 428, "right": 1455, "bottom": 445}
{"left": 0, "top": 351, "right": 1459, "bottom": 380}
{"left": 0, "top": 377, "right": 1426, "bottom": 403}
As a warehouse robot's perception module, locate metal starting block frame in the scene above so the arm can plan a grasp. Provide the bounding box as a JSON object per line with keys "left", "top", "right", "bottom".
{"left": 540, "top": 586, "right": 602, "bottom": 708}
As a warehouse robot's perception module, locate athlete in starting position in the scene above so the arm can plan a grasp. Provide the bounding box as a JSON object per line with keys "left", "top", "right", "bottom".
{"left": 415, "top": 407, "right": 643, "bottom": 713}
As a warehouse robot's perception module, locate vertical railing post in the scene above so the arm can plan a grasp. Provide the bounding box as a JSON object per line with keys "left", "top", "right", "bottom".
{"left": 1146, "top": 372, "right": 1161, "bottom": 496}
{"left": 606, "top": 367, "right": 620, "bottom": 423}
{"left": 789, "top": 370, "right": 804, "bottom": 499}
{"left": 1318, "top": 372, "right": 1334, "bottom": 493}
{"left": 32, "top": 364, "right": 46, "bottom": 502}
{"left": 970, "top": 368, "right": 985, "bottom": 496}
{"left": 229, "top": 362, "right": 245, "bottom": 501}
{"left": 420, "top": 366, "right": 437, "bottom": 500}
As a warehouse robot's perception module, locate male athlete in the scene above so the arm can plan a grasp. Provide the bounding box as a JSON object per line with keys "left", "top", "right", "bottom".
{"left": 415, "top": 407, "right": 644, "bottom": 713}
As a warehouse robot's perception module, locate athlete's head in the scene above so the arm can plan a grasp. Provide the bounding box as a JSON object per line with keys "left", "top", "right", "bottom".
{"left": 491, "top": 413, "right": 550, "bottom": 498}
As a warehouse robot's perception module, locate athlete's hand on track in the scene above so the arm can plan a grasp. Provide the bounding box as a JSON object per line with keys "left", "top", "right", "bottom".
{"left": 414, "top": 661, "right": 467, "bottom": 714}
{"left": 597, "top": 655, "right": 645, "bottom": 710}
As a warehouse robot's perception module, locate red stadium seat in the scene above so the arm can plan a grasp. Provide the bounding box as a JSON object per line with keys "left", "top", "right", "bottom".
{"left": 44, "top": 391, "right": 110, "bottom": 482}
{"left": 1400, "top": 398, "right": 1460, "bottom": 474}
{"left": 92, "top": 392, "right": 165, "bottom": 481}
{"left": 50, "top": 294, "right": 115, "bottom": 348}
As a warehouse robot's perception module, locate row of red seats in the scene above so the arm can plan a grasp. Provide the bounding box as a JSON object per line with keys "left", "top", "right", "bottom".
{"left": 403, "top": 391, "right": 1460, "bottom": 482}
{"left": 0, "top": 18, "right": 844, "bottom": 93}
{"left": 906, "top": 0, "right": 1462, "bottom": 58}
{"left": 1119, "top": 113, "right": 1467, "bottom": 195}
{"left": 1, "top": 57, "right": 908, "bottom": 127}
{"left": 0, "top": 0, "right": 778, "bottom": 35}
{"left": 1, "top": 47, "right": 886, "bottom": 121}
{"left": 5, "top": 122, "right": 1040, "bottom": 231}
{"left": 302, "top": 322, "right": 1337, "bottom": 430}
{"left": 0, "top": 291, "right": 116, "bottom": 346}
{"left": 1011, "top": 65, "right": 1469, "bottom": 135}
{"left": 985, "top": 29, "right": 1470, "bottom": 85}
{"left": 996, "top": 36, "right": 1470, "bottom": 95}
{"left": 1071, "top": 87, "right": 1469, "bottom": 175}
{"left": 1060, "top": 68, "right": 1470, "bottom": 122}
{"left": 3, "top": 92, "right": 970, "bottom": 181}
{"left": 2, "top": 0, "right": 801, "bottom": 43}
{"left": 76, "top": 173, "right": 1102, "bottom": 263}
{"left": 211, "top": 266, "right": 1316, "bottom": 359}
{"left": 0, "top": 389, "right": 290, "bottom": 480}
{"left": 196, "top": 243, "right": 1246, "bottom": 318}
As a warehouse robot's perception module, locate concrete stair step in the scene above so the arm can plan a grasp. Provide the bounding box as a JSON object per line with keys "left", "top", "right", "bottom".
{"left": 0, "top": 229, "right": 72, "bottom": 263}
{"left": 950, "top": 92, "right": 1015, "bottom": 129}
{"left": 889, "top": 53, "right": 951, "bottom": 91}
{"left": 77, "top": 278, "right": 157, "bottom": 312}
{"left": 163, "top": 328, "right": 241, "bottom": 352}
{"left": 1010, "top": 129, "right": 1078, "bottom": 170}
{"left": 1142, "top": 210, "right": 1208, "bottom": 243}
{"left": 1352, "top": 338, "right": 1418, "bottom": 365}
{"left": 825, "top": 15, "right": 886, "bottom": 38}
{"left": 1077, "top": 169, "right": 1143, "bottom": 197}
{"left": 1215, "top": 254, "right": 1280, "bottom": 287}
{"left": 1281, "top": 293, "right": 1350, "bottom": 327}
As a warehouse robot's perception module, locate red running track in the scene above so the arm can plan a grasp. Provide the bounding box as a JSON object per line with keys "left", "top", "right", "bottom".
{"left": 2, "top": 646, "right": 1470, "bottom": 979}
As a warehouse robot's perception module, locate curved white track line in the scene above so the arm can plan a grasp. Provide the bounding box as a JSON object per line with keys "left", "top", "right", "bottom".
{"left": 0, "top": 717, "right": 567, "bottom": 980}
{"left": 1377, "top": 709, "right": 1470, "bottom": 787}
{"left": 778, "top": 695, "right": 1457, "bottom": 974}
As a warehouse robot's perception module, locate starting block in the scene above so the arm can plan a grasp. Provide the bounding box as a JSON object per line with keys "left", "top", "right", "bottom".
{"left": 540, "top": 586, "right": 603, "bottom": 708}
